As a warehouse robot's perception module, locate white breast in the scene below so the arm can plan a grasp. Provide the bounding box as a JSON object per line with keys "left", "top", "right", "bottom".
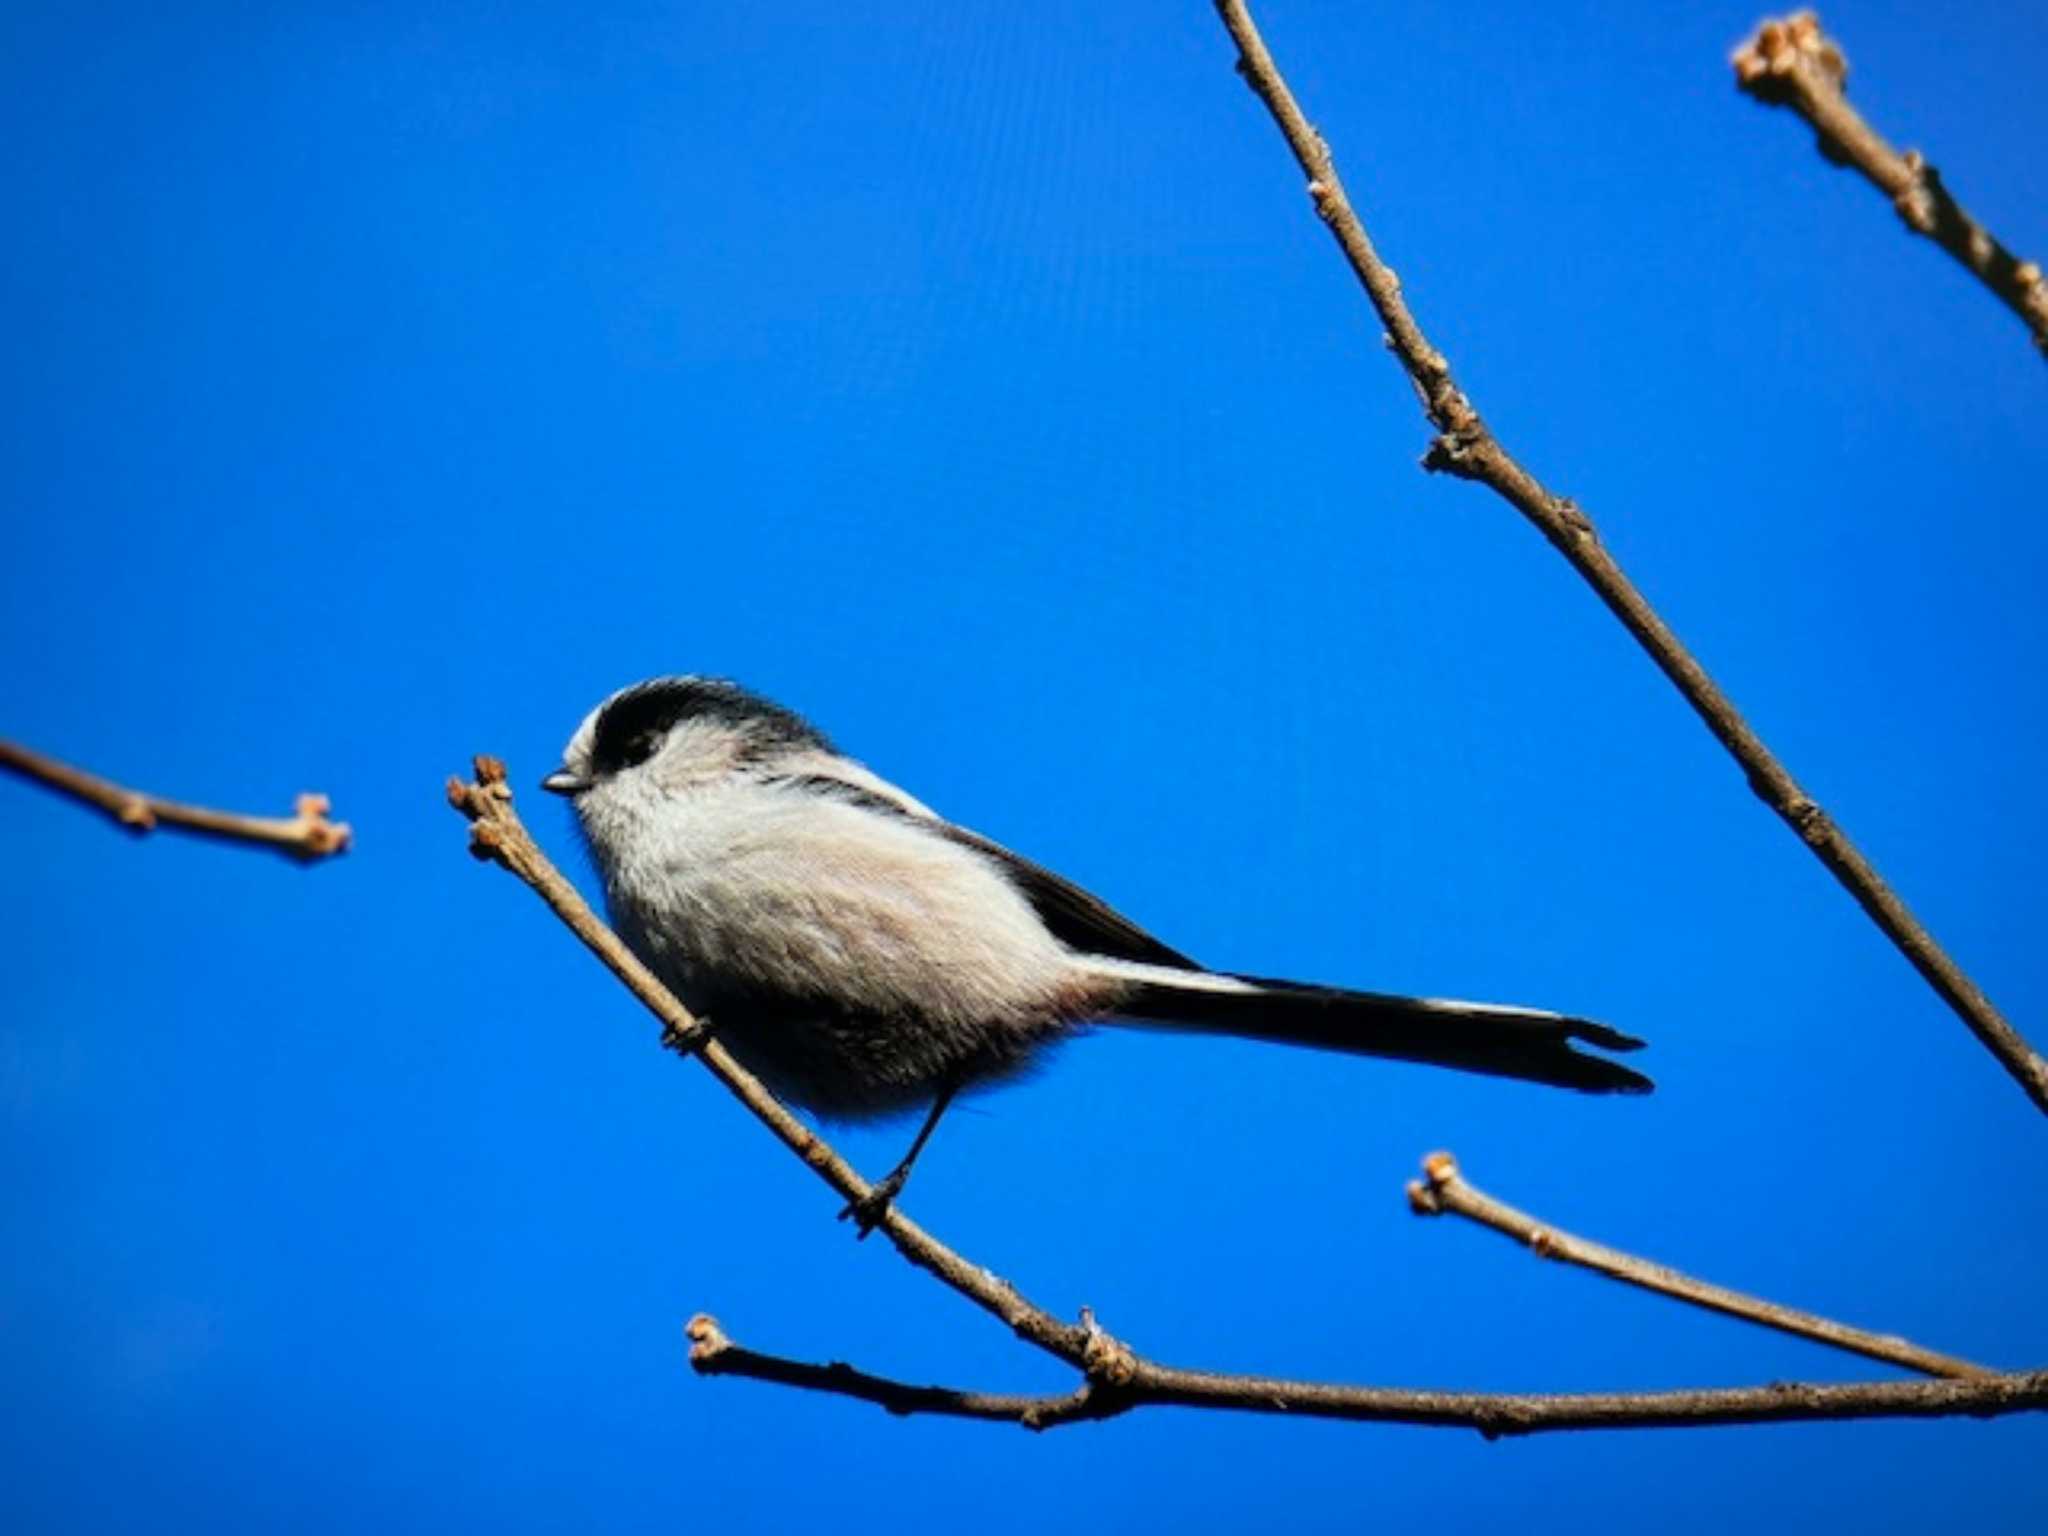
{"left": 579, "top": 773, "right": 1079, "bottom": 1029}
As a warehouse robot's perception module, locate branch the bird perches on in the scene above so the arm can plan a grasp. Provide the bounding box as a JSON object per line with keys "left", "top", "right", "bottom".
{"left": 449, "top": 757, "right": 2045, "bottom": 1434}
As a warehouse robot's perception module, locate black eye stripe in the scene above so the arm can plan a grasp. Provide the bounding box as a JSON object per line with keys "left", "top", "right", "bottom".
{"left": 587, "top": 678, "right": 832, "bottom": 779}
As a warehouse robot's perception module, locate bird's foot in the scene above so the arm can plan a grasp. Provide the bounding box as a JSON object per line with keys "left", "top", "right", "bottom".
{"left": 838, "top": 1169, "right": 908, "bottom": 1240}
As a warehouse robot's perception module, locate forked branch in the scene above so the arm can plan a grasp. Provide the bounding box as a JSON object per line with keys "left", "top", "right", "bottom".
{"left": 1209, "top": 0, "right": 2048, "bottom": 1114}
{"left": 1408, "top": 1152, "right": 1990, "bottom": 1380}
{"left": 1733, "top": 11, "right": 2048, "bottom": 356}
{"left": 0, "top": 738, "right": 349, "bottom": 861}
{"left": 688, "top": 1315, "right": 2046, "bottom": 1435}
{"left": 448, "top": 757, "right": 2047, "bottom": 1434}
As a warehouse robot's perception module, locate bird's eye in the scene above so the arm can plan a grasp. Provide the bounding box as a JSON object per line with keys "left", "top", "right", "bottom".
{"left": 620, "top": 729, "right": 664, "bottom": 769}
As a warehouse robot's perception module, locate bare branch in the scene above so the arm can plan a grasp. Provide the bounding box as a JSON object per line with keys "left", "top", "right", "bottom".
{"left": 1733, "top": 11, "right": 2048, "bottom": 356}
{"left": 688, "top": 1317, "right": 2048, "bottom": 1436}
{"left": 686, "top": 1316, "right": 1111, "bottom": 1429}
{"left": 450, "top": 758, "right": 2048, "bottom": 1434}
{"left": 1408, "top": 1152, "right": 1989, "bottom": 1380}
{"left": 0, "top": 737, "right": 349, "bottom": 861}
{"left": 1208, "top": 0, "right": 2048, "bottom": 1115}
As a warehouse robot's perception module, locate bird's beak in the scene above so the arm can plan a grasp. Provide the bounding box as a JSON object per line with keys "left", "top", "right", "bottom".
{"left": 541, "top": 769, "right": 588, "bottom": 796}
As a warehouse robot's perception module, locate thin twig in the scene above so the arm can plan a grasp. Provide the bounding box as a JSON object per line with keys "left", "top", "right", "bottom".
{"left": 0, "top": 737, "right": 349, "bottom": 861}
{"left": 449, "top": 757, "right": 2048, "bottom": 1434}
{"left": 686, "top": 1316, "right": 1109, "bottom": 1428}
{"left": 1407, "top": 1152, "right": 1989, "bottom": 1380}
{"left": 1209, "top": 0, "right": 2048, "bottom": 1114}
{"left": 688, "top": 1317, "right": 2048, "bottom": 1437}
{"left": 1733, "top": 11, "right": 2048, "bottom": 357}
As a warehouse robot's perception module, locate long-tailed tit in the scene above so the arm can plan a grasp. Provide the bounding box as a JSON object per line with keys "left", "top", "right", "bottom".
{"left": 544, "top": 677, "right": 1648, "bottom": 1226}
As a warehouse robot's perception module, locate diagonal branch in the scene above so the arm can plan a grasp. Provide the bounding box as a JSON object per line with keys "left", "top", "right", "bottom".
{"left": 447, "top": 757, "right": 1094, "bottom": 1369}
{"left": 1208, "top": 0, "right": 2048, "bottom": 1115}
{"left": 0, "top": 737, "right": 350, "bottom": 862}
{"left": 448, "top": 757, "right": 2048, "bottom": 1434}
{"left": 1407, "top": 1151, "right": 1990, "bottom": 1380}
{"left": 1733, "top": 11, "right": 2048, "bottom": 357}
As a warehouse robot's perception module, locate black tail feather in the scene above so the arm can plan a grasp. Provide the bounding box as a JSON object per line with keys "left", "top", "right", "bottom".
{"left": 1112, "top": 973, "right": 1651, "bottom": 1095}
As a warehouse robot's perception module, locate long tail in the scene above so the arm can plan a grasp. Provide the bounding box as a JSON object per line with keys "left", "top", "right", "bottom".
{"left": 1099, "top": 964, "right": 1651, "bottom": 1094}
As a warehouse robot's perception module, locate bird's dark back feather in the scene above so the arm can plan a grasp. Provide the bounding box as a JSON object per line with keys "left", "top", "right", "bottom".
{"left": 766, "top": 770, "right": 1200, "bottom": 971}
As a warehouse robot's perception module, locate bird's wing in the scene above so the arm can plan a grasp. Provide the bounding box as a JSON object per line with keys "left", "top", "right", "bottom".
{"left": 930, "top": 822, "right": 1200, "bottom": 970}
{"left": 762, "top": 763, "right": 1200, "bottom": 971}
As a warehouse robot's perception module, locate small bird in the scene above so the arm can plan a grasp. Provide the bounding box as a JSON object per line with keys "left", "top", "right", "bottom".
{"left": 544, "top": 677, "right": 1648, "bottom": 1227}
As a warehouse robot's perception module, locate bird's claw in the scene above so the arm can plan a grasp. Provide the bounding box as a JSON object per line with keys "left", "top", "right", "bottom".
{"left": 838, "top": 1171, "right": 906, "bottom": 1239}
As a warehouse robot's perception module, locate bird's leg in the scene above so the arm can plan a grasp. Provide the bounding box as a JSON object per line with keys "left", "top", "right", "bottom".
{"left": 839, "top": 1080, "right": 959, "bottom": 1239}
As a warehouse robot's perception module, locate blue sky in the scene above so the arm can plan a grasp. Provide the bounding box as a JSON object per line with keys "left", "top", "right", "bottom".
{"left": 4, "top": 1, "right": 2045, "bottom": 1529}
